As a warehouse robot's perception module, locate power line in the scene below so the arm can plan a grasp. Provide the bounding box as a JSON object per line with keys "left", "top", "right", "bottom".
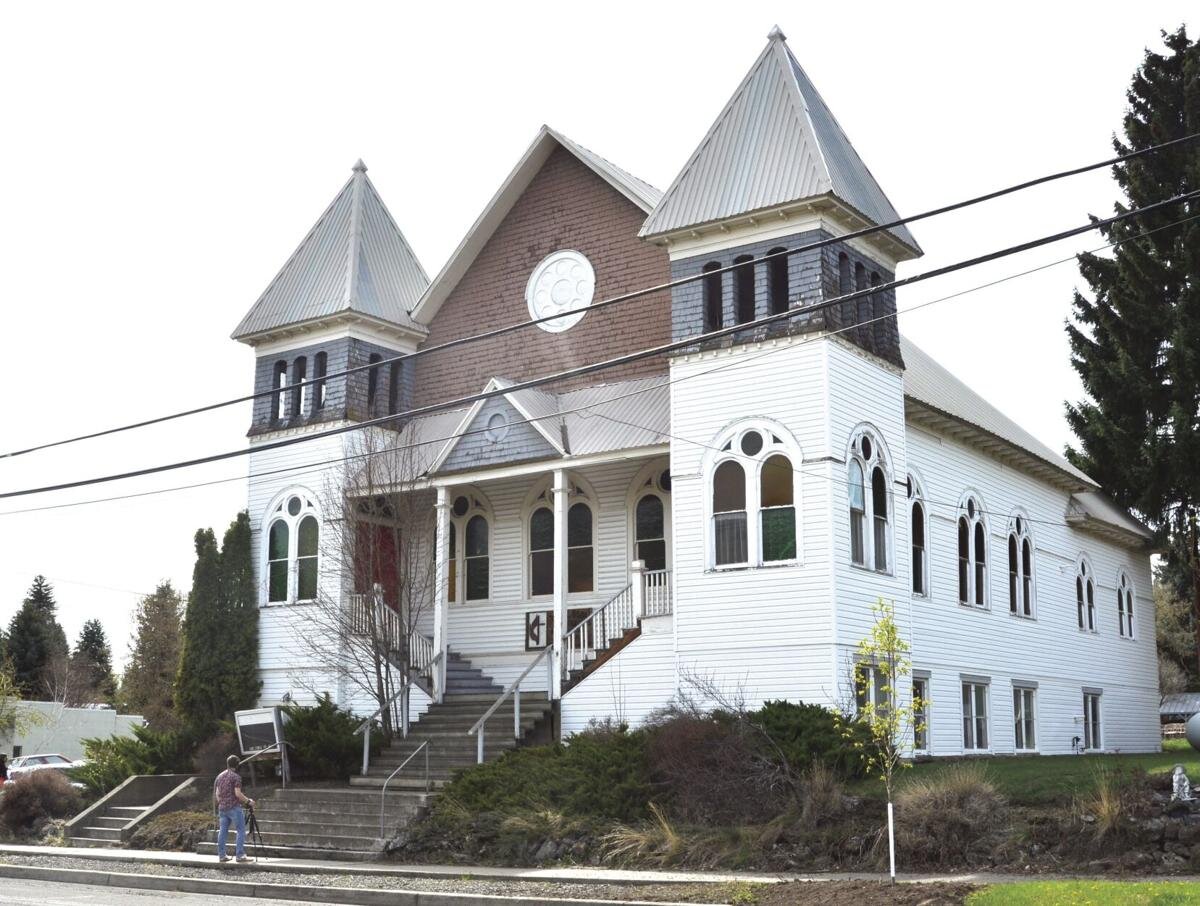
{"left": 2, "top": 188, "right": 1195, "bottom": 503}
{"left": 2, "top": 208, "right": 1195, "bottom": 523}
{"left": 4, "top": 131, "right": 1198, "bottom": 463}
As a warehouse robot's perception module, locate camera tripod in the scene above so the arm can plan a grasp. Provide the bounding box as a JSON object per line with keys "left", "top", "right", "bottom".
{"left": 244, "top": 802, "right": 267, "bottom": 862}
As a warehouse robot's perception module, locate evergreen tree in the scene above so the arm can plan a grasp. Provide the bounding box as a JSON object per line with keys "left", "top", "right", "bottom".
{"left": 1066, "top": 26, "right": 1200, "bottom": 668}
{"left": 175, "top": 528, "right": 223, "bottom": 730}
{"left": 71, "top": 619, "right": 117, "bottom": 704}
{"left": 6, "top": 575, "right": 69, "bottom": 697}
{"left": 219, "top": 511, "right": 260, "bottom": 713}
{"left": 119, "top": 581, "right": 183, "bottom": 729}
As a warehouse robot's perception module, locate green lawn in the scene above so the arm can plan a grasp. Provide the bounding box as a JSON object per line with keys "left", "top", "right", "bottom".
{"left": 968, "top": 880, "right": 1200, "bottom": 904}
{"left": 853, "top": 739, "right": 1200, "bottom": 805}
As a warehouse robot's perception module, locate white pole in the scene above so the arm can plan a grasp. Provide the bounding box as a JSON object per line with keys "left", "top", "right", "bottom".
{"left": 887, "top": 799, "right": 896, "bottom": 882}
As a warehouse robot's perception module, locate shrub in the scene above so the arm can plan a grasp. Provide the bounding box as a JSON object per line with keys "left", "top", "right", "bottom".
{"left": 284, "top": 694, "right": 379, "bottom": 780}
{"left": 192, "top": 728, "right": 239, "bottom": 777}
{"left": 0, "top": 771, "right": 82, "bottom": 833}
{"left": 129, "top": 810, "right": 215, "bottom": 852}
{"left": 895, "top": 762, "right": 1008, "bottom": 867}
{"left": 750, "top": 700, "right": 867, "bottom": 779}
{"left": 74, "top": 724, "right": 197, "bottom": 798}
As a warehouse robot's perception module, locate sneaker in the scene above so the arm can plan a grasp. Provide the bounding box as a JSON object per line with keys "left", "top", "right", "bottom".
{"left": 218, "top": 857, "right": 230, "bottom": 863}
{"left": 236, "top": 856, "right": 254, "bottom": 863}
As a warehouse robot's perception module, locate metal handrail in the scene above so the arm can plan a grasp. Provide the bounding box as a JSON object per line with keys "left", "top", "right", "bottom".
{"left": 468, "top": 645, "right": 553, "bottom": 764}
{"left": 379, "top": 740, "right": 429, "bottom": 839}
{"left": 354, "top": 649, "right": 444, "bottom": 776}
{"left": 237, "top": 742, "right": 293, "bottom": 790}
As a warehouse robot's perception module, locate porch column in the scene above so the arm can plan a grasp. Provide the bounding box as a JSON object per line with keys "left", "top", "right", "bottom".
{"left": 433, "top": 486, "right": 450, "bottom": 703}
{"left": 551, "top": 469, "right": 568, "bottom": 699}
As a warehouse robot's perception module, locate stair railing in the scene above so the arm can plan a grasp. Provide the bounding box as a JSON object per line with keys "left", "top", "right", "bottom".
{"left": 562, "top": 582, "right": 634, "bottom": 677}
{"left": 643, "top": 569, "right": 673, "bottom": 617}
{"left": 379, "top": 740, "right": 429, "bottom": 839}
{"left": 467, "top": 645, "right": 554, "bottom": 764}
{"left": 237, "top": 741, "right": 293, "bottom": 790}
{"left": 353, "top": 649, "right": 443, "bottom": 776}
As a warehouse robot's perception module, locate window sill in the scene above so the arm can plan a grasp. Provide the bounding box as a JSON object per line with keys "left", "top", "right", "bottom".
{"left": 1008, "top": 612, "right": 1036, "bottom": 622}
{"left": 260, "top": 599, "right": 316, "bottom": 609}
{"left": 709, "top": 560, "right": 801, "bottom": 572}
{"left": 849, "top": 563, "right": 895, "bottom": 578}
{"left": 958, "top": 602, "right": 989, "bottom": 612}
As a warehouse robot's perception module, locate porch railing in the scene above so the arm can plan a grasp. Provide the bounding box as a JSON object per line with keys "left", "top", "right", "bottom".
{"left": 644, "top": 569, "right": 672, "bottom": 617}
{"left": 348, "top": 591, "right": 438, "bottom": 674}
{"left": 563, "top": 583, "right": 633, "bottom": 676}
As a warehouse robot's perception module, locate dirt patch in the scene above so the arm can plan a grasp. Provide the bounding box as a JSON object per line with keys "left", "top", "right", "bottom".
{"left": 755, "top": 881, "right": 977, "bottom": 905}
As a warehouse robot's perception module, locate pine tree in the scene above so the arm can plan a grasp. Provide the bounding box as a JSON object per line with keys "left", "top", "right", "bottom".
{"left": 119, "top": 581, "right": 183, "bottom": 729}
{"left": 1066, "top": 26, "right": 1200, "bottom": 668}
{"left": 175, "top": 529, "right": 224, "bottom": 730}
{"left": 71, "top": 619, "right": 117, "bottom": 705}
{"left": 6, "top": 575, "right": 69, "bottom": 697}
{"left": 219, "top": 511, "right": 260, "bottom": 713}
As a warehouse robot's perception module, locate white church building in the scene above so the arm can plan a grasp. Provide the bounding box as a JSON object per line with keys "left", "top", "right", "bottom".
{"left": 233, "top": 29, "right": 1158, "bottom": 765}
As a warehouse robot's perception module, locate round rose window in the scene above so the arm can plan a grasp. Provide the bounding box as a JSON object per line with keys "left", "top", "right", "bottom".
{"left": 525, "top": 250, "right": 595, "bottom": 333}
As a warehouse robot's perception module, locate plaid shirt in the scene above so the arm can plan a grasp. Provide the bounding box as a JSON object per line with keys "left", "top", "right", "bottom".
{"left": 213, "top": 768, "right": 242, "bottom": 811}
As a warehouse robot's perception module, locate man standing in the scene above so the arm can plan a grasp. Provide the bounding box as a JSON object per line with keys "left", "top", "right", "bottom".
{"left": 213, "top": 754, "right": 255, "bottom": 863}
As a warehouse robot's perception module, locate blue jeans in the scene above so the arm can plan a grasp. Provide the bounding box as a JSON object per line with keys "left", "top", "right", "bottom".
{"left": 217, "top": 806, "right": 246, "bottom": 859}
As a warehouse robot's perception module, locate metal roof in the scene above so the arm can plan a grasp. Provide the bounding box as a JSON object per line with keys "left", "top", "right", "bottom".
{"left": 1067, "top": 491, "right": 1154, "bottom": 543}
{"left": 639, "top": 27, "right": 920, "bottom": 256}
{"left": 232, "top": 161, "right": 429, "bottom": 341}
{"left": 901, "top": 335, "right": 1096, "bottom": 488}
{"left": 410, "top": 126, "right": 661, "bottom": 326}
{"left": 1161, "top": 693, "right": 1200, "bottom": 717}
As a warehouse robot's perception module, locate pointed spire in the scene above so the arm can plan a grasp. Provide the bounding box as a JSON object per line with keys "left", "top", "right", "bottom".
{"left": 767, "top": 24, "right": 786, "bottom": 41}
{"left": 352, "top": 158, "right": 368, "bottom": 173}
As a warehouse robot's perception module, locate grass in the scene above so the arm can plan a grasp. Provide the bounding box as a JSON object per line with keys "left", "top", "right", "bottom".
{"left": 968, "top": 880, "right": 1200, "bottom": 904}
{"left": 851, "top": 739, "right": 1199, "bottom": 806}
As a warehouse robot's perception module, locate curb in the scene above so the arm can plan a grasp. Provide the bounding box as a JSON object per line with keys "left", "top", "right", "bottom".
{"left": 0, "top": 863, "right": 714, "bottom": 906}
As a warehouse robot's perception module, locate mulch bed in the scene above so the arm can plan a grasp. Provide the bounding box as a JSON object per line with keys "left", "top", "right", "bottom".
{"left": 755, "top": 880, "right": 978, "bottom": 905}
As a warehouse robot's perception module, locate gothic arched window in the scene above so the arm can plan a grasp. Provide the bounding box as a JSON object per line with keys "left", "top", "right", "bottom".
{"left": 733, "top": 255, "right": 755, "bottom": 324}
{"left": 264, "top": 491, "right": 320, "bottom": 604}
{"left": 848, "top": 429, "right": 890, "bottom": 573}
{"left": 767, "top": 248, "right": 789, "bottom": 315}
{"left": 908, "top": 475, "right": 928, "bottom": 597}
{"left": 958, "top": 495, "right": 987, "bottom": 608}
{"left": 1077, "top": 558, "right": 1096, "bottom": 632}
{"left": 703, "top": 262, "right": 724, "bottom": 331}
{"left": 1007, "top": 514, "right": 1035, "bottom": 618}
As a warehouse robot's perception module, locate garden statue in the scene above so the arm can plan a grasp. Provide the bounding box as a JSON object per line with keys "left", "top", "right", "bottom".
{"left": 1172, "top": 765, "right": 1194, "bottom": 802}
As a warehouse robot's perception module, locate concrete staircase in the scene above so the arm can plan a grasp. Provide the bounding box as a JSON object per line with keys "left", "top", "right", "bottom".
{"left": 69, "top": 804, "right": 151, "bottom": 848}
{"left": 197, "top": 651, "right": 553, "bottom": 860}
{"left": 67, "top": 774, "right": 197, "bottom": 849}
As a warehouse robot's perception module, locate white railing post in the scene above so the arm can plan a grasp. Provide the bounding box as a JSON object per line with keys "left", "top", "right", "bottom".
{"left": 514, "top": 686, "right": 521, "bottom": 741}
{"left": 477, "top": 728, "right": 485, "bottom": 764}
{"left": 361, "top": 723, "right": 370, "bottom": 777}
{"left": 631, "top": 559, "right": 645, "bottom": 622}
{"left": 433, "top": 487, "right": 451, "bottom": 703}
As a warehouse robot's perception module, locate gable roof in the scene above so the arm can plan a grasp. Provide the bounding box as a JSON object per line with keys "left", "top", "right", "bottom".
{"left": 232, "top": 161, "right": 430, "bottom": 342}
{"left": 410, "top": 126, "right": 662, "bottom": 326}
{"left": 639, "top": 27, "right": 920, "bottom": 257}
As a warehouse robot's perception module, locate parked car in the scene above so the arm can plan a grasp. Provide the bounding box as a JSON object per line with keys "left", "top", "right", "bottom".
{"left": 7, "top": 753, "right": 87, "bottom": 779}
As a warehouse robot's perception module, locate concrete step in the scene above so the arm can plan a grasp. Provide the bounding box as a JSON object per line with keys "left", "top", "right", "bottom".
{"left": 270, "top": 788, "right": 432, "bottom": 806}
{"left": 78, "top": 826, "right": 122, "bottom": 841}
{"left": 195, "top": 841, "right": 377, "bottom": 861}
{"left": 255, "top": 818, "right": 410, "bottom": 838}
{"left": 249, "top": 830, "right": 381, "bottom": 850}
{"left": 91, "top": 816, "right": 130, "bottom": 829}
{"left": 349, "top": 776, "right": 447, "bottom": 790}
{"left": 109, "top": 806, "right": 148, "bottom": 816}
{"left": 69, "top": 837, "right": 120, "bottom": 849}
{"left": 257, "top": 803, "right": 424, "bottom": 822}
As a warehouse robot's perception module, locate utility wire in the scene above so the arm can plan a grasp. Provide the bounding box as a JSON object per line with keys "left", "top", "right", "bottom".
{"left": 3, "top": 131, "right": 1198, "bottom": 462}
{"left": 4, "top": 196, "right": 1195, "bottom": 511}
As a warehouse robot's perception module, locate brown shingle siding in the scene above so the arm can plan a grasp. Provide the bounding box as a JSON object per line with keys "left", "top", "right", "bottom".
{"left": 412, "top": 147, "right": 671, "bottom": 407}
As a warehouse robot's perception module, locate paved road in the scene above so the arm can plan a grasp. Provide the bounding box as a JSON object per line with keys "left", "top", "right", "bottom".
{"left": 0, "top": 878, "right": 313, "bottom": 906}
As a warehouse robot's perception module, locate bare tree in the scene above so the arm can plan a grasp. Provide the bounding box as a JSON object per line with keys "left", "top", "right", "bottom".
{"left": 286, "top": 425, "right": 440, "bottom": 737}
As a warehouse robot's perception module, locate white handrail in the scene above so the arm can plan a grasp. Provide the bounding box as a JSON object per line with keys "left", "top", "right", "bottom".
{"left": 468, "top": 646, "right": 553, "bottom": 764}
{"left": 354, "top": 650, "right": 444, "bottom": 775}
{"left": 643, "top": 569, "right": 673, "bottom": 617}
{"left": 379, "top": 740, "right": 429, "bottom": 839}
{"left": 563, "top": 583, "right": 633, "bottom": 676}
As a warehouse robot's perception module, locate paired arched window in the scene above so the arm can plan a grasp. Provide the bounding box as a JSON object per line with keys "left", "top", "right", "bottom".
{"left": 907, "top": 475, "right": 927, "bottom": 597}
{"left": 957, "top": 495, "right": 987, "bottom": 607}
{"left": 1076, "top": 558, "right": 1096, "bottom": 631}
{"left": 848, "top": 429, "right": 890, "bottom": 573}
{"left": 733, "top": 255, "right": 755, "bottom": 324}
{"left": 265, "top": 491, "right": 320, "bottom": 604}
{"left": 528, "top": 481, "right": 595, "bottom": 596}
{"left": 1007, "top": 514, "right": 1035, "bottom": 618}
{"left": 767, "top": 248, "right": 789, "bottom": 315}
{"left": 1117, "top": 572, "right": 1135, "bottom": 638}
{"left": 702, "top": 262, "right": 724, "bottom": 331}
{"left": 446, "top": 492, "right": 490, "bottom": 602}
{"left": 273, "top": 361, "right": 289, "bottom": 421}
{"left": 632, "top": 467, "right": 671, "bottom": 572}
{"left": 711, "top": 426, "right": 798, "bottom": 567}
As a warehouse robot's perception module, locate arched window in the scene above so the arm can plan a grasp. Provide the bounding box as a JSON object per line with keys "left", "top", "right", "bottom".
{"left": 529, "top": 507, "right": 554, "bottom": 596}
{"left": 958, "top": 495, "right": 987, "bottom": 608}
{"left": 313, "top": 352, "right": 328, "bottom": 411}
{"left": 854, "top": 262, "right": 870, "bottom": 347}
{"left": 703, "top": 262, "right": 724, "bottom": 331}
{"left": 465, "top": 514, "right": 489, "bottom": 601}
{"left": 847, "top": 429, "right": 890, "bottom": 573}
{"left": 635, "top": 495, "right": 666, "bottom": 571}
{"left": 870, "top": 271, "right": 884, "bottom": 352}
{"left": 760, "top": 454, "right": 796, "bottom": 562}
{"left": 1077, "top": 558, "right": 1096, "bottom": 631}
{"left": 907, "top": 475, "right": 927, "bottom": 597}
{"left": 447, "top": 492, "right": 490, "bottom": 602}
{"left": 568, "top": 502, "right": 594, "bottom": 593}
{"left": 767, "top": 248, "right": 789, "bottom": 315}
{"left": 263, "top": 491, "right": 320, "bottom": 604}
{"left": 366, "top": 353, "right": 383, "bottom": 413}
{"left": 733, "top": 255, "right": 755, "bottom": 324}
{"left": 1117, "top": 572, "right": 1135, "bottom": 638}
{"left": 1007, "top": 514, "right": 1034, "bottom": 618}
{"left": 713, "top": 460, "right": 748, "bottom": 566}
{"left": 838, "top": 253, "right": 851, "bottom": 295}
{"left": 710, "top": 426, "right": 800, "bottom": 568}
{"left": 291, "top": 356, "right": 308, "bottom": 417}
{"left": 273, "top": 361, "right": 289, "bottom": 421}
{"left": 388, "top": 362, "right": 402, "bottom": 415}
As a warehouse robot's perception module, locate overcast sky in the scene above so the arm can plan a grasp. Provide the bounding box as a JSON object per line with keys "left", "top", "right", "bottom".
{"left": 0, "top": 2, "right": 1192, "bottom": 673}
